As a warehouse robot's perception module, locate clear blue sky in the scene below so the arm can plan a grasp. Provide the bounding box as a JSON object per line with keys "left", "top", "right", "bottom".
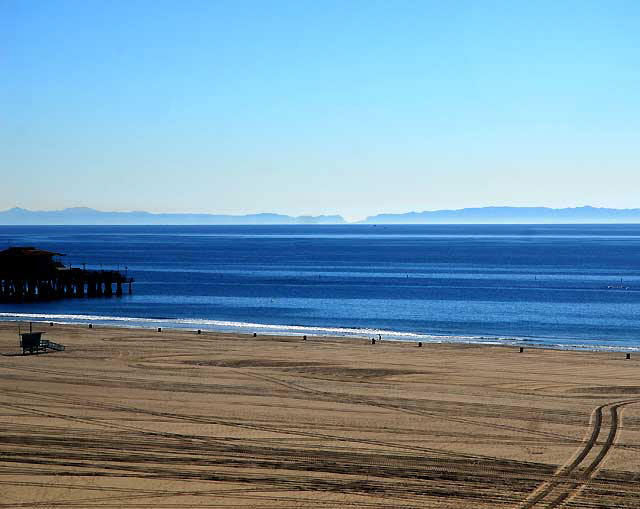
{"left": 2, "top": 0, "right": 639, "bottom": 220}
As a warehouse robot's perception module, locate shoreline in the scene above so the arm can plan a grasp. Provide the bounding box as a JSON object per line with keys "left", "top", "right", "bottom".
{"left": 1, "top": 319, "right": 519, "bottom": 353}
{"left": 1, "top": 311, "right": 638, "bottom": 352}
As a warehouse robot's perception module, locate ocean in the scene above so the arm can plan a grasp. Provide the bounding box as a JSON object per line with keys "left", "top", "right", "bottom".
{"left": 1, "top": 224, "right": 639, "bottom": 350}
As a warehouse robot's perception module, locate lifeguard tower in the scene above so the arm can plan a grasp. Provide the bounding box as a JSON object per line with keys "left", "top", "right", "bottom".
{"left": 19, "top": 330, "right": 65, "bottom": 355}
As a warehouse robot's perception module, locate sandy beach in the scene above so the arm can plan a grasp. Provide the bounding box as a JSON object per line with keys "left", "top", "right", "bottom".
{"left": 1, "top": 322, "right": 640, "bottom": 508}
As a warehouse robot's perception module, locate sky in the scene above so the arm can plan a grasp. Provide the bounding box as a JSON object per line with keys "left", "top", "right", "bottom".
{"left": 2, "top": 0, "right": 639, "bottom": 221}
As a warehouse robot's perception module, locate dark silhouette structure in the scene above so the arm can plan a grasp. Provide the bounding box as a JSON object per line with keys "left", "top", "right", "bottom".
{"left": 0, "top": 247, "right": 133, "bottom": 302}
{"left": 19, "top": 332, "right": 65, "bottom": 354}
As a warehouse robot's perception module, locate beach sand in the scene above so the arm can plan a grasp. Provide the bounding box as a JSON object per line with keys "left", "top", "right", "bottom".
{"left": 1, "top": 322, "right": 640, "bottom": 508}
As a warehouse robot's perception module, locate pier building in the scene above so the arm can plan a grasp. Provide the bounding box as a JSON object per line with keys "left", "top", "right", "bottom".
{"left": 0, "top": 247, "right": 133, "bottom": 302}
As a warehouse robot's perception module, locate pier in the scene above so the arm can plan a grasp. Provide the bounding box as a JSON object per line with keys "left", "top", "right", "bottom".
{"left": 0, "top": 247, "right": 133, "bottom": 303}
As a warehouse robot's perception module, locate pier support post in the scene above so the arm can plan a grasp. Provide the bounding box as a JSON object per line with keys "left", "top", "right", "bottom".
{"left": 26, "top": 280, "right": 36, "bottom": 300}
{"left": 76, "top": 279, "right": 85, "bottom": 297}
{"left": 16, "top": 279, "right": 25, "bottom": 301}
{"left": 105, "top": 276, "right": 113, "bottom": 297}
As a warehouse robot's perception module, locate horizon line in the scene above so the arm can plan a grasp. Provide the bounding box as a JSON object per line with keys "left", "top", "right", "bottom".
{"left": 2, "top": 204, "right": 640, "bottom": 226}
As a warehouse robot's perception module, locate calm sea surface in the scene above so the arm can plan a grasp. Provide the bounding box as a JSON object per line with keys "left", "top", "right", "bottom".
{"left": 1, "top": 225, "right": 639, "bottom": 350}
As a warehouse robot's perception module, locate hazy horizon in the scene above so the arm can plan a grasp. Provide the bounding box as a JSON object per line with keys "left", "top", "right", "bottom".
{"left": 4, "top": 204, "right": 640, "bottom": 225}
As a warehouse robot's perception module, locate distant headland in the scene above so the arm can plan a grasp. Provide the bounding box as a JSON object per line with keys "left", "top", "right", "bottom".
{"left": 359, "top": 206, "right": 640, "bottom": 224}
{"left": 2, "top": 206, "right": 640, "bottom": 225}
{"left": 0, "top": 207, "right": 346, "bottom": 225}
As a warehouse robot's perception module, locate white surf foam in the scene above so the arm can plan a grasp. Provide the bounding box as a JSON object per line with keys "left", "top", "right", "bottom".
{"left": 2, "top": 311, "right": 635, "bottom": 351}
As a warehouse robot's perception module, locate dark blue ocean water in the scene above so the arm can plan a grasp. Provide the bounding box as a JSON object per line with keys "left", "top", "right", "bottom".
{"left": 1, "top": 225, "right": 639, "bottom": 350}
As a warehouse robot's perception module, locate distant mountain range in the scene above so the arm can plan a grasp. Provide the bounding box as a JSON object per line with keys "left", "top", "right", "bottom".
{"left": 360, "top": 206, "right": 640, "bottom": 224}
{"left": 0, "top": 207, "right": 346, "bottom": 225}
{"left": 1, "top": 206, "right": 640, "bottom": 225}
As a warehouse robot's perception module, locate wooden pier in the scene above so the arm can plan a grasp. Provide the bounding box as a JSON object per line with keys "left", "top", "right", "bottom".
{"left": 0, "top": 247, "right": 133, "bottom": 303}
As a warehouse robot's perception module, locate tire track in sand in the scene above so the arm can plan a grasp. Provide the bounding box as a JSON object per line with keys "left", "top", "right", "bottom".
{"left": 519, "top": 398, "right": 640, "bottom": 509}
